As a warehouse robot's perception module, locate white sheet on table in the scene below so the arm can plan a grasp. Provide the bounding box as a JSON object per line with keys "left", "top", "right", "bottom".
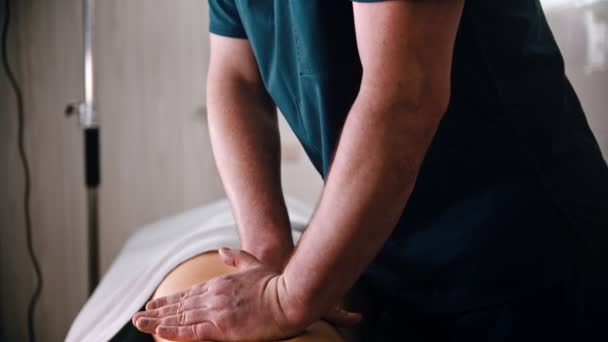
{"left": 66, "top": 198, "right": 312, "bottom": 342}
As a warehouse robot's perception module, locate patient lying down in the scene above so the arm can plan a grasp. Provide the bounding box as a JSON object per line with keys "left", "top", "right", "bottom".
{"left": 132, "top": 251, "right": 361, "bottom": 342}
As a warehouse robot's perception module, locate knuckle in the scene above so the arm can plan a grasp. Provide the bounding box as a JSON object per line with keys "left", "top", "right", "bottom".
{"left": 208, "top": 294, "right": 229, "bottom": 309}
{"left": 191, "top": 325, "right": 199, "bottom": 339}
{"left": 181, "top": 288, "right": 190, "bottom": 300}
{"left": 178, "top": 311, "right": 188, "bottom": 326}
{"left": 183, "top": 296, "right": 198, "bottom": 311}
{"left": 214, "top": 282, "right": 232, "bottom": 295}
{"left": 160, "top": 305, "right": 171, "bottom": 316}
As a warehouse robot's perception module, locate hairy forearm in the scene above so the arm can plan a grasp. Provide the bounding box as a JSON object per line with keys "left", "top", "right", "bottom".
{"left": 281, "top": 91, "right": 445, "bottom": 323}
{"left": 207, "top": 77, "right": 293, "bottom": 268}
{"left": 278, "top": 0, "right": 463, "bottom": 324}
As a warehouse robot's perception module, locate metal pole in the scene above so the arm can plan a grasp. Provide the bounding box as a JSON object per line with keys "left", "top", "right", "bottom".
{"left": 83, "top": 0, "right": 95, "bottom": 129}
{"left": 66, "top": 0, "right": 99, "bottom": 295}
{"left": 86, "top": 186, "right": 99, "bottom": 294}
{"left": 82, "top": 0, "right": 100, "bottom": 295}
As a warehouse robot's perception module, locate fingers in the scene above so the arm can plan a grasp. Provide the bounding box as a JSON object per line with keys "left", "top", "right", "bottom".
{"left": 136, "top": 297, "right": 206, "bottom": 322}
{"left": 134, "top": 308, "right": 210, "bottom": 334}
{"left": 134, "top": 303, "right": 181, "bottom": 323}
{"left": 134, "top": 285, "right": 208, "bottom": 330}
{"left": 323, "top": 306, "right": 363, "bottom": 327}
{"left": 218, "top": 247, "right": 261, "bottom": 271}
{"left": 145, "top": 284, "right": 207, "bottom": 310}
{"left": 156, "top": 321, "right": 221, "bottom": 341}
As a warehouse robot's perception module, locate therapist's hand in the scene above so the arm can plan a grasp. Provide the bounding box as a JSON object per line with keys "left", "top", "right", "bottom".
{"left": 132, "top": 247, "right": 361, "bottom": 341}
{"left": 132, "top": 247, "right": 302, "bottom": 341}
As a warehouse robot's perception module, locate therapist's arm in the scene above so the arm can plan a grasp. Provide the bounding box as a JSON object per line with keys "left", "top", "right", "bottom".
{"left": 281, "top": 0, "right": 465, "bottom": 322}
{"left": 134, "top": 2, "right": 465, "bottom": 340}
{"left": 207, "top": 35, "right": 293, "bottom": 269}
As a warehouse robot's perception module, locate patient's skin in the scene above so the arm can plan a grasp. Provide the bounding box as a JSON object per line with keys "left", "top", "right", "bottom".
{"left": 149, "top": 251, "right": 349, "bottom": 342}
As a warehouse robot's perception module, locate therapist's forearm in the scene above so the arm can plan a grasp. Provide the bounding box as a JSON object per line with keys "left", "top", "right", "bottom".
{"left": 207, "top": 75, "right": 293, "bottom": 269}
{"left": 278, "top": 0, "right": 463, "bottom": 323}
{"left": 281, "top": 92, "right": 445, "bottom": 323}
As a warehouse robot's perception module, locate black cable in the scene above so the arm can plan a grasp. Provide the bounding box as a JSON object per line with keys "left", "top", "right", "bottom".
{"left": 1, "top": 0, "right": 42, "bottom": 341}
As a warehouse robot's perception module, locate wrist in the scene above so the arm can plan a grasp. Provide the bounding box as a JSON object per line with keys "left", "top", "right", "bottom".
{"left": 245, "top": 241, "right": 293, "bottom": 271}
{"left": 275, "top": 274, "right": 312, "bottom": 329}
{"left": 258, "top": 249, "right": 292, "bottom": 271}
{"left": 279, "top": 264, "right": 329, "bottom": 326}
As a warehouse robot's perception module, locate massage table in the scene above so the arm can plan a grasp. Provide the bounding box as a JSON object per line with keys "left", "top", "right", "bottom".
{"left": 66, "top": 198, "right": 312, "bottom": 342}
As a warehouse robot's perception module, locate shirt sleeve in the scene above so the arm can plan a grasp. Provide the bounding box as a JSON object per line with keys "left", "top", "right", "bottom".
{"left": 208, "top": 0, "right": 247, "bottom": 39}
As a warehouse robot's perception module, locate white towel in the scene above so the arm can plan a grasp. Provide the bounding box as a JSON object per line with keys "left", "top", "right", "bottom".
{"left": 66, "top": 198, "right": 312, "bottom": 342}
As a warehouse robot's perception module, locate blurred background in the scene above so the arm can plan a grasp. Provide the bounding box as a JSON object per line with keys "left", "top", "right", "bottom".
{"left": 0, "top": 0, "right": 606, "bottom": 340}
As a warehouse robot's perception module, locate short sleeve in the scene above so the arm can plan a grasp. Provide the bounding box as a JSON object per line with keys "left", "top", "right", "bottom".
{"left": 208, "top": 0, "right": 247, "bottom": 39}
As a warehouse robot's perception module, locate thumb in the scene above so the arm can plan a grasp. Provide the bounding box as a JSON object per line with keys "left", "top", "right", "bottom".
{"left": 218, "top": 247, "right": 261, "bottom": 271}
{"left": 323, "top": 305, "right": 363, "bottom": 327}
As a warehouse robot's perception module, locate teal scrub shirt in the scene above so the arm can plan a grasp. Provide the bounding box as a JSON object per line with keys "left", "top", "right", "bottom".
{"left": 208, "top": 0, "right": 608, "bottom": 335}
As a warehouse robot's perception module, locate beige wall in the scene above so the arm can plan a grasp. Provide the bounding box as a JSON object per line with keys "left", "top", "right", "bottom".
{"left": 94, "top": 0, "right": 224, "bottom": 274}
{"left": 279, "top": 115, "right": 324, "bottom": 206}
{"left": 1, "top": 0, "right": 89, "bottom": 340}
{"left": 95, "top": 0, "right": 322, "bottom": 274}
{"left": 1, "top": 0, "right": 321, "bottom": 339}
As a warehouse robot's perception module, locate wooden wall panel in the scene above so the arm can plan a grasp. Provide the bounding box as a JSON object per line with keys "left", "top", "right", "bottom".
{"left": 0, "top": 2, "right": 30, "bottom": 340}
{"left": 95, "top": 0, "right": 225, "bottom": 273}
{"left": 1, "top": 0, "right": 89, "bottom": 340}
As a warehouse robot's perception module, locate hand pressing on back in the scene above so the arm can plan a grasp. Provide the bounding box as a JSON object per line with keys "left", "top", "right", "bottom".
{"left": 132, "top": 247, "right": 361, "bottom": 341}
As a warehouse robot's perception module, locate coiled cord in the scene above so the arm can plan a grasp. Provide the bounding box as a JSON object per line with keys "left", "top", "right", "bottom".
{"left": 1, "top": 1, "right": 43, "bottom": 341}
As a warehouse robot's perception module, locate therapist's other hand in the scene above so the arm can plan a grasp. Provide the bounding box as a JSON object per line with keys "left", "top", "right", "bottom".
{"left": 132, "top": 247, "right": 301, "bottom": 341}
